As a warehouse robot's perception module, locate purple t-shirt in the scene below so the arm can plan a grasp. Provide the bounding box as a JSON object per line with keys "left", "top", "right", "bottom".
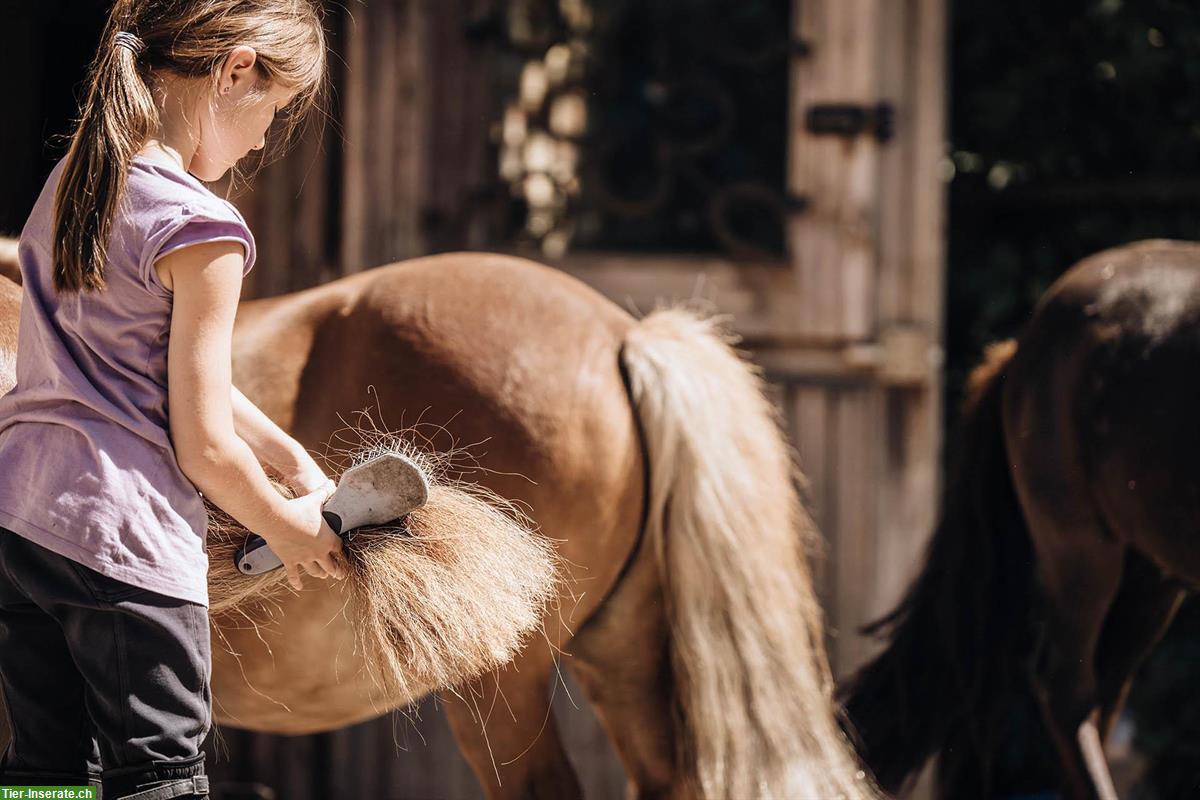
{"left": 0, "top": 154, "right": 256, "bottom": 606}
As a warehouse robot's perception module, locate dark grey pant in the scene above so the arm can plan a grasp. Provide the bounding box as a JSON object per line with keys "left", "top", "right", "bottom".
{"left": 0, "top": 526, "right": 211, "bottom": 799}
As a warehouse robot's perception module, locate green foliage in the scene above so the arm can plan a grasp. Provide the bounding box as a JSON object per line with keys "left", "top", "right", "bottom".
{"left": 947, "top": 0, "right": 1200, "bottom": 404}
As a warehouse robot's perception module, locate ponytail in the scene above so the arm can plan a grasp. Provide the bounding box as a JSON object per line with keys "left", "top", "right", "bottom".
{"left": 53, "top": 9, "right": 160, "bottom": 293}
{"left": 51, "top": 0, "right": 326, "bottom": 294}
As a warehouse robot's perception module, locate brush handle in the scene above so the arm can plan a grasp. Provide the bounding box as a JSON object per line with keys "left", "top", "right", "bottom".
{"left": 234, "top": 511, "right": 343, "bottom": 576}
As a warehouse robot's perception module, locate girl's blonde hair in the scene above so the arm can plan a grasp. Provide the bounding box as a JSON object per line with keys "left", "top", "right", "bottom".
{"left": 53, "top": 0, "right": 327, "bottom": 293}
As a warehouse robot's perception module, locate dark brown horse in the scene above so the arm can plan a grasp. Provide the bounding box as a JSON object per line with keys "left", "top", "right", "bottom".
{"left": 0, "top": 242, "right": 874, "bottom": 799}
{"left": 842, "top": 239, "right": 1200, "bottom": 799}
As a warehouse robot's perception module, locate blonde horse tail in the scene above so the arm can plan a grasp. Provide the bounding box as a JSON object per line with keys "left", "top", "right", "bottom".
{"left": 620, "top": 308, "right": 875, "bottom": 800}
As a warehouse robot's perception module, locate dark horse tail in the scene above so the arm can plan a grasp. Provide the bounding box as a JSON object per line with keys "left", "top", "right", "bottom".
{"left": 839, "top": 339, "right": 1039, "bottom": 796}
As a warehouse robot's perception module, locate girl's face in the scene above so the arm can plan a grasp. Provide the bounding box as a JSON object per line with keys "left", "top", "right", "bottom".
{"left": 189, "top": 47, "right": 298, "bottom": 182}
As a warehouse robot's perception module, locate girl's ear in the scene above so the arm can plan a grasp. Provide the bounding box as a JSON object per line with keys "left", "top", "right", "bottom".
{"left": 218, "top": 46, "right": 260, "bottom": 98}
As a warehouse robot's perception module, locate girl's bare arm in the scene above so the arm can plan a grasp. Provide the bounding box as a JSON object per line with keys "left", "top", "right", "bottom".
{"left": 163, "top": 239, "right": 327, "bottom": 547}
{"left": 231, "top": 385, "right": 332, "bottom": 495}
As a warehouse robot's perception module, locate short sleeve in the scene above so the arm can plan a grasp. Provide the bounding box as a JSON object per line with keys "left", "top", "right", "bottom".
{"left": 138, "top": 203, "right": 257, "bottom": 296}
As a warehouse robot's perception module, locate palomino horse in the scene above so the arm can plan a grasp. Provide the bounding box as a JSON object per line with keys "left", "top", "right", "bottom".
{"left": 843, "top": 239, "right": 1200, "bottom": 799}
{"left": 0, "top": 241, "right": 871, "bottom": 799}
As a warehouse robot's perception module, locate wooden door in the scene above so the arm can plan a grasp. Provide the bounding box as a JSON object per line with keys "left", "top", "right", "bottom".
{"left": 784, "top": 0, "right": 947, "bottom": 676}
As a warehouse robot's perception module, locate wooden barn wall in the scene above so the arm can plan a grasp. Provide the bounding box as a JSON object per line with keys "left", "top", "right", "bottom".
{"left": 785, "top": 0, "right": 947, "bottom": 678}
{"left": 237, "top": 0, "right": 496, "bottom": 300}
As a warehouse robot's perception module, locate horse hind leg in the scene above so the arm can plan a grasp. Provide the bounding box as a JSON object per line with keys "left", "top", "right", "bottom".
{"left": 442, "top": 642, "right": 583, "bottom": 800}
{"left": 563, "top": 519, "right": 680, "bottom": 800}
{"left": 1093, "top": 548, "right": 1187, "bottom": 739}
{"left": 1005, "top": 333, "right": 1131, "bottom": 800}
{"left": 1012, "top": 472, "right": 1124, "bottom": 800}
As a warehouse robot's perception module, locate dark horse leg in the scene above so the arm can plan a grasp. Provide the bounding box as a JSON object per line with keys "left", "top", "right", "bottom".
{"left": 1006, "top": 344, "right": 1122, "bottom": 800}
{"left": 1093, "top": 550, "right": 1187, "bottom": 739}
{"left": 1020, "top": 511, "right": 1123, "bottom": 800}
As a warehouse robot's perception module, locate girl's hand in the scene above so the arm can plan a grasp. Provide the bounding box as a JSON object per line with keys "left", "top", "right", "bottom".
{"left": 268, "top": 486, "right": 348, "bottom": 590}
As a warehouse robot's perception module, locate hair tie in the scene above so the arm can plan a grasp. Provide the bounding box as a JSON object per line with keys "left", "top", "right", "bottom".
{"left": 113, "top": 31, "right": 147, "bottom": 57}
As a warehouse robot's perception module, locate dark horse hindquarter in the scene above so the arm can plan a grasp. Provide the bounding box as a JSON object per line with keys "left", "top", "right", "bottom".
{"left": 1078, "top": 258, "right": 1200, "bottom": 587}
{"left": 839, "top": 241, "right": 1200, "bottom": 800}
{"left": 1009, "top": 245, "right": 1200, "bottom": 581}
{"left": 1003, "top": 241, "right": 1198, "bottom": 799}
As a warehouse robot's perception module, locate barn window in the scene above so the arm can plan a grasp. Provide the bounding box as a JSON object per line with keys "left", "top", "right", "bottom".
{"left": 487, "top": 0, "right": 791, "bottom": 262}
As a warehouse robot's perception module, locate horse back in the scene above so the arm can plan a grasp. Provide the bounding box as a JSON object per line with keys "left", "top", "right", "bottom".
{"left": 250, "top": 252, "right": 641, "bottom": 468}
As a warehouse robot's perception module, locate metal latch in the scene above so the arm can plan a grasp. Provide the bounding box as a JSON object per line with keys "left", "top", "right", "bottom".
{"left": 806, "top": 102, "right": 895, "bottom": 142}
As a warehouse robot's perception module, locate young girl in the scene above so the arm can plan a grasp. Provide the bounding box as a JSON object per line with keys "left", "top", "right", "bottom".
{"left": 0, "top": 2, "right": 345, "bottom": 797}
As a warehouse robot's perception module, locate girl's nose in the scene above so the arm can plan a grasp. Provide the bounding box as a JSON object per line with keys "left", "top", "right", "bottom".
{"left": 252, "top": 136, "right": 265, "bottom": 152}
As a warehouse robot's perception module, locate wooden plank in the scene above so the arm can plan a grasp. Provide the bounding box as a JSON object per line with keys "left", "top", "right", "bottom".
{"left": 206, "top": 727, "right": 279, "bottom": 798}
{"left": 873, "top": 384, "right": 940, "bottom": 620}
{"left": 385, "top": 709, "right": 419, "bottom": 798}
{"left": 425, "top": 0, "right": 493, "bottom": 251}
{"left": 873, "top": 0, "right": 945, "bottom": 336}
{"left": 363, "top": 719, "right": 388, "bottom": 796}
{"left": 277, "top": 734, "right": 315, "bottom": 800}
{"left": 911, "top": 0, "right": 948, "bottom": 517}
{"left": 398, "top": 0, "right": 432, "bottom": 263}
{"left": 875, "top": 0, "right": 914, "bottom": 326}
{"left": 236, "top": 14, "right": 338, "bottom": 298}
{"left": 244, "top": 731, "right": 276, "bottom": 791}
{"left": 363, "top": 697, "right": 483, "bottom": 799}
{"left": 326, "top": 725, "right": 362, "bottom": 796}
{"left": 372, "top": 0, "right": 399, "bottom": 267}
{"left": 549, "top": 252, "right": 830, "bottom": 345}
{"left": 254, "top": 147, "right": 291, "bottom": 297}
{"left": 910, "top": 0, "right": 948, "bottom": 329}
{"left": 339, "top": 0, "right": 369, "bottom": 274}
{"left": 831, "top": 387, "right": 881, "bottom": 677}
{"left": 788, "top": 0, "right": 883, "bottom": 341}
{"left": 757, "top": 346, "right": 880, "bottom": 385}
{"left": 869, "top": 0, "right": 946, "bottom": 634}
{"left": 289, "top": 107, "right": 333, "bottom": 291}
